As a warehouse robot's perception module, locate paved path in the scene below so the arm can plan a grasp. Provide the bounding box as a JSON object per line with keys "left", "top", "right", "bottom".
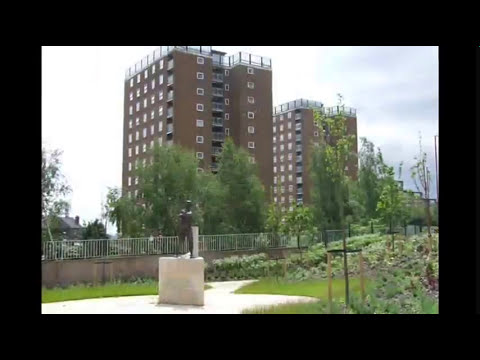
{"left": 41, "top": 280, "right": 317, "bottom": 314}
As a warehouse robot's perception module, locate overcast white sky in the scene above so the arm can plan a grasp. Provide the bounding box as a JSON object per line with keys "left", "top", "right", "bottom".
{"left": 42, "top": 46, "right": 438, "bottom": 232}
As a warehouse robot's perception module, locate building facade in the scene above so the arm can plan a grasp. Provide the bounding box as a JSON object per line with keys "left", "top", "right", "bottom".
{"left": 122, "top": 46, "right": 273, "bottom": 199}
{"left": 272, "top": 100, "right": 358, "bottom": 211}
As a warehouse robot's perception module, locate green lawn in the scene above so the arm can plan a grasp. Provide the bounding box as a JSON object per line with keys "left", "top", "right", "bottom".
{"left": 242, "top": 301, "right": 331, "bottom": 314}
{"left": 42, "top": 282, "right": 212, "bottom": 303}
{"left": 234, "top": 277, "right": 366, "bottom": 299}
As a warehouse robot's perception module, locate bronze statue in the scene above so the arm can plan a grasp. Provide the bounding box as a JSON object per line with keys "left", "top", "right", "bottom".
{"left": 178, "top": 200, "right": 194, "bottom": 258}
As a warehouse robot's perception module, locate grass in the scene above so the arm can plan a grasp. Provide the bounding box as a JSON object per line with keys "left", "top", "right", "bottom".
{"left": 234, "top": 277, "right": 366, "bottom": 299}
{"left": 42, "top": 281, "right": 212, "bottom": 303}
{"left": 243, "top": 301, "right": 331, "bottom": 314}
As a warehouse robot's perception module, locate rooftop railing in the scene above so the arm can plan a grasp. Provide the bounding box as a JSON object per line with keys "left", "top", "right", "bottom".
{"left": 323, "top": 105, "right": 357, "bottom": 117}
{"left": 274, "top": 99, "right": 324, "bottom": 115}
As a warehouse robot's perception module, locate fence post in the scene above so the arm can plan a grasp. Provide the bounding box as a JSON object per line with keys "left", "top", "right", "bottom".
{"left": 327, "top": 252, "right": 333, "bottom": 313}
{"left": 348, "top": 223, "right": 351, "bottom": 238}
{"left": 371, "top": 221, "right": 374, "bottom": 234}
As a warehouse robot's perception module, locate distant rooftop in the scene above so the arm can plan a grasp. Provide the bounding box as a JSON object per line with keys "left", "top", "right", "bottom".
{"left": 125, "top": 46, "right": 272, "bottom": 79}
{"left": 323, "top": 105, "right": 357, "bottom": 118}
{"left": 273, "top": 99, "right": 324, "bottom": 115}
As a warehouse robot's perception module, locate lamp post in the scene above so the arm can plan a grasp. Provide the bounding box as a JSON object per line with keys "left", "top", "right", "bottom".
{"left": 434, "top": 135, "right": 439, "bottom": 206}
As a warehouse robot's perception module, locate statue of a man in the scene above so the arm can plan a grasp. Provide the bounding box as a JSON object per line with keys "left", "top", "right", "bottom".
{"left": 178, "top": 200, "right": 194, "bottom": 258}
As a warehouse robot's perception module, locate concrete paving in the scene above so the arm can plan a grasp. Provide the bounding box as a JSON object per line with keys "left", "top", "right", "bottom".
{"left": 41, "top": 280, "right": 317, "bottom": 314}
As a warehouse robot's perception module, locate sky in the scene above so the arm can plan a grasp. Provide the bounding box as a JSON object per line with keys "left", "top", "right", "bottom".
{"left": 42, "top": 46, "right": 438, "bottom": 232}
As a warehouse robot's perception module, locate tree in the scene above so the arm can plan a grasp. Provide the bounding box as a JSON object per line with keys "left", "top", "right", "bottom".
{"left": 311, "top": 94, "right": 356, "bottom": 230}
{"left": 281, "top": 203, "right": 314, "bottom": 250}
{"left": 410, "top": 133, "right": 434, "bottom": 251}
{"left": 42, "top": 146, "right": 71, "bottom": 241}
{"left": 265, "top": 183, "right": 285, "bottom": 246}
{"left": 82, "top": 219, "right": 108, "bottom": 239}
{"left": 217, "top": 138, "right": 266, "bottom": 233}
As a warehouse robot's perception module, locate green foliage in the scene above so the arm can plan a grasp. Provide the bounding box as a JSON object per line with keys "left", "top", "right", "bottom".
{"left": 82, "top": 219, "right": 108, "bottom": 239}
{"left": 281, "top": 204, "right": 314, "bottom": 249}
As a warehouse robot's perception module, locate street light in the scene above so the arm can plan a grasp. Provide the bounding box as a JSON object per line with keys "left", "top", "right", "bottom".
{"left": 434, "top": 135, "right": 439, "bottom": 206}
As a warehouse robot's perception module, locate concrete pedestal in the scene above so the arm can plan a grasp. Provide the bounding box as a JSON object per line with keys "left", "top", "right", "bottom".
{"left": 158, "top": 257, "right": 204, "bottom": 306}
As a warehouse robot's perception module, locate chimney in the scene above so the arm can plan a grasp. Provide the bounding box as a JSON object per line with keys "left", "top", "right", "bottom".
{"left": 75, "top": 216, "right": 80, "bottom": 225}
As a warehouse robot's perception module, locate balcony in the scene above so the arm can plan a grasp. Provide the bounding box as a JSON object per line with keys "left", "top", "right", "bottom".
{"left": 295, "top": 123, "right": 302, "bottom": 131}
{"left": 296, "top": 177, "right": 303, "bottom": 185}
{"left": 167, "top": 60, "right": 174, "bottom": 71}
{"left": 296, "top": 156, "right": 303, "bottom": 163}
{"left": 167, "top": 75, "right": 174, "bottom": 86}
{"left": 273, "top": 99, "right": 324, "bottom": 115}
{"left": 212, "top": 146, "right": 222, "bottom": 155}
{"left": 296, "top": 135, "right": 302, "bottom": 142}
{"left": 296, "top": 145, "right": 302, "bottom": 152}
{"left": 212, "top": 88, "right": 224, "bottom": 97}
{"left": 212, "top": 117, "right": 223, "bottom": 127}
{"left": 296, "top": 166, "right": 303, "bottom": 173}
{"left": 211, "top": 163, "right": 219, "bottom": 172}
{"left": 295, "top": 114, "right": 302, "bottom": 120}
{"left": 212, "top": 102, "right": 224, "bottom": 112}
{"left": 167, "top": 91, "right": 174, "bottom": 102}
{"left": 167, "top": 109, "right": 174, "bottom": 119}
{"left": 212, "top": 132, "right": 225, "bottom": 142}
{"left": 166, "top": 124, "right": 173, "bottom": 134}
{"left": 212, "top": 73, "right": 224, "bottom": 83}
{"left": 297, "top": 189, "right": 303, "bottom": 195}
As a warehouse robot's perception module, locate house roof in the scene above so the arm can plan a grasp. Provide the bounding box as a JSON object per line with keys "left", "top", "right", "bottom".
{"left": 59, "top": 217, "right": 83, "bottom": 229}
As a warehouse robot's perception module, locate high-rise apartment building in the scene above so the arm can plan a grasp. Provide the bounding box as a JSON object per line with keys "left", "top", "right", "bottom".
{"left": 122, "top": 46, "right": 273, "bottom": 199}
{"left": 271, "top": 99, "right": 358, "bottom": 211}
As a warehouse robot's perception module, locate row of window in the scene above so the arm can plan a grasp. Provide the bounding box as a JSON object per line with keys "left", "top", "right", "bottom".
{"left": 273, "top": 122, "right": 293, "bottom": 133}
{"left": 273, "top": 185, "right": 295, "bottom": 193}
{"left": 273, "top": 133, "right": 294, "bottom": 143}
{"left": 273, "top": 143, "right": 294, "bottom": 153}
{"left": 273, "top": 153, "right": 294, "bottom": 162}
{"left": 273, "top": 164, "right": 295, "bottom": 173}
{"left": 274, "top": 175, "right": 295, "bottom": 184}
{"left": 273, "top": 196, "right": 296, "bottom": 203}
{"left": 273, "top": 112, "right": 293, "bottom": 123}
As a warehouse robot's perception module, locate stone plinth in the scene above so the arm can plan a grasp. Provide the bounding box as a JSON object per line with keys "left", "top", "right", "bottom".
{"left": 158, "top": 257, "right": 204, "bottom": 306}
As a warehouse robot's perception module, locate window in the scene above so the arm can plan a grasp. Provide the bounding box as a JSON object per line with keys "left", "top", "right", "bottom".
{"left": 274, "top": 176, "right": 277, "bottom": 184}
{"left": 151, "top": 125, "right": 155, "bottom": 135}
{"left": 151, "top": 95, "right": 155, "bottom": 105}
{"left": 151, "top": 79, "right": 155, "bottom": 90}
{"left": 288, "top": 132, "right": 292, "bottom": 140}
{"left": 159, "top": 75, "right": 163, "bottom": 85}
{"left": 225, "top": 113, "right": 230, "bottom": 120}
{"left": 196, "top": 152, "right": 204, "bottom": 159}
{"left": 273, "top": 126, "right": 276, "bottom": 133}
{"left": 289, "top": 185, "right": 293, "bottom": 192}
{"left": 143, "top": 144, "right": 147, "bottom": 153}
{"left": 135, "top": 145, "right": 139, "bottom": 155}
{"left": 225, "top": 70, "right": 229, "bottom": 76}
{"left": 280, "top": 155, "right": 284, "bottom": 162}
{"left": 248, "top": 112, "right": 255, "bottom": 119}
{"left": 197, "top": 57, "right": 204, "bottom": 64}
{"left": 128, "top": 177, "right": 132, "bottom": 186}
{"left": 152, "top": 64, "right": 156, "bottom": 74}
{"left": 158, "top": 137, "right": 163, "bottom": 146}
{"left": 281, "top": 175, "right": 285, "bottom": 183}
{"left": 136, "top": 131, "right": 139, "bottom": 141}
{"left": 281, "top": 197, "right": 285, "bottom": 204}
{"left": 143, "top": 113, "right": 147, "bottom": 123}
{"left": 288, "top": 142, "right": 292, "bottom": 150}
{"left": 280, "top": 134, "right": 284, "bottom": 142}
{"left": 130, "top": 78, "right": 134, "bottom": 87}
{"left": 150, "top": 140, "right": 154, "bottom": 149}
{"left": 159, "top": 90, "right": 163, "bottom": 100}
{"left": 273, "top": 116, "right": 276, "bottom": 124}
{"left": 196, "top": 104, "right": 204, "bottom": 112}
{"left": 196, "top": 136, "right": 204, "bottom": 144}
{"left": 129, "top": 106, "right": 133, "bottom": 115}
{"left": 136, "top": 117, "right": 140, "bottom": 126}
{"left": 158, "top": 121, "right": 163, "bottom": 132}
{"left": 135, "top": 159, "right": 138, "bottom": 169}
{"left": 274, "top": 197, "right": 277, "bottom": 203}
{"left": 273, "top": 136, "right": 276, "bottom": 143}
{"left": 280, "top": 144, "right": 284, "bottom": 151}
{"left": 249, "top": 156, "right": 255, "bottom": 164}
{"left": 274, "top": 187, "right": 277, "bottom": 194}
{"left": 136, "top": 102, "right": 140, "bottom": 112}
{"left": 273, "top": 156, "right": 277, "bottom": 163}
{"left": 197, "top": 72, "right": 204, "bottom": 80}
{"left": 225, "top": 128, "right": 230, "bottom": 136}
{"left": 280, "top": 124, "right": 284, "bottom": 132}
{"left": 142, "top": 84, "right": 147, "bottom": 94}
{"left": 225, "top": 98, "right": 229, "bottom": 105}
{"left": 288, "top": 164, "right": 293, "bottom": 171}
{"left": 288, "top": 153, "right": 293, "bottom": 160}
{"left": 196, "top": 119, "right": 204, "bottom": 127}
{"left": 197, "top": 88, "right": 204, "bottom": 96}
{"left": 225, "top": 84, "right": 230, "bottom": 91}
{"left": 143, "top": 128, "right": 147, "bottom": 138}
{"left": 288, "top": 122, "right": 292, "bottom": 129}
{"left": 289, "top": 174, "right": 293, "bottom": 182}
{"left": 134, "top": 190, "right": 138, "bottom": 198}
{"left": 273, "top": 146, "right": 277, "bottom": 153}
{"left": 281, "top": 186, "right": 285, "bottom": 194}
{"left": 247, "top": 67, "right": 254, "bottom": 74}
{"left": 159, "top": 106, "right": 163, "bottom": 116}
{"left": 128, "top": 148, "right": 132, "bottom": 157}
{"left": 137, "top": 74, "right": 141, "bottom": 83}
{"left": 160, "top": 59, "right": 164, "bottom": 69}
{"left": 314, "top": 131, "right": 319, "bottom": 137}
{"left": 135, "top": 176, "right": 139, "bottom": 185}
{"left": 248, "top": 126, "right": 255, "bottom": 134}
{"left": 273, "top": 166, "right": 277, "bottom": 173}
{"left": 345, "top": 166, "right": 349, "bottom": 171}
{"left": 247, "top": 82, "right": 254, "bottom": 89}
{"left": 129, "top": 92, "right": 133, "bottom": 101}
{"left": 143, "top": 98, "right": 147, "bottom": 108}
{"left": 129, "top": 120, "right": 133, "bottom": 129}
{"left": 128, "top": 134, "right": 132, "bottom": 143}
{"left": 280, "top": 114, "right": 284, "bottom": 121}
{"left": 289, "top": 195, "right": 294, "bottom": 203}
{"left": 128, "top": 162, "right": 132, "bottom": 172}
{"left": 151, "top": 110, "right": 155, "bottom": 119}
{"left": 248, "top": 142, "right": 255, "bottom": 149}
{"left": 288, "top": 112, "right": 292, "bottom": 119}
{"left": 248, "top": 96, "right": 255, "bottom": 104}
{"left": 144, "top": 69, "right": 148, "bottom": 79}
{"left": 281, "top": 165, "right": 285, "bottom": 172}
{"left": 136, "top": 89, "right": 140, "bottom": 98}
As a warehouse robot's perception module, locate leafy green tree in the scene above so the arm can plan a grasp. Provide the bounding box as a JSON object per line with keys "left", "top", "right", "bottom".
{"left": 217, "top": 138, "right": 266, "bottom": 233}
{"left": 196, "top": 171, "right": 229, "bottom": 234}
{"left": 281, "top": 203, "right": 314, "bottom": 249}
{"left": 42, "top": 146, "right": 71, "bottom": 241}
{"left": 82, "top": 219, "right": 108, "bottom": 239}
{"left": 311, "top": 94, "right": 356, "bottom": 230}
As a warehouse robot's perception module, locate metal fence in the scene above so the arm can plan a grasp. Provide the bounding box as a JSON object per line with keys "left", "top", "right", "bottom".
{"left": 42, "top": 233, "right": 290, "bottom": 261}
